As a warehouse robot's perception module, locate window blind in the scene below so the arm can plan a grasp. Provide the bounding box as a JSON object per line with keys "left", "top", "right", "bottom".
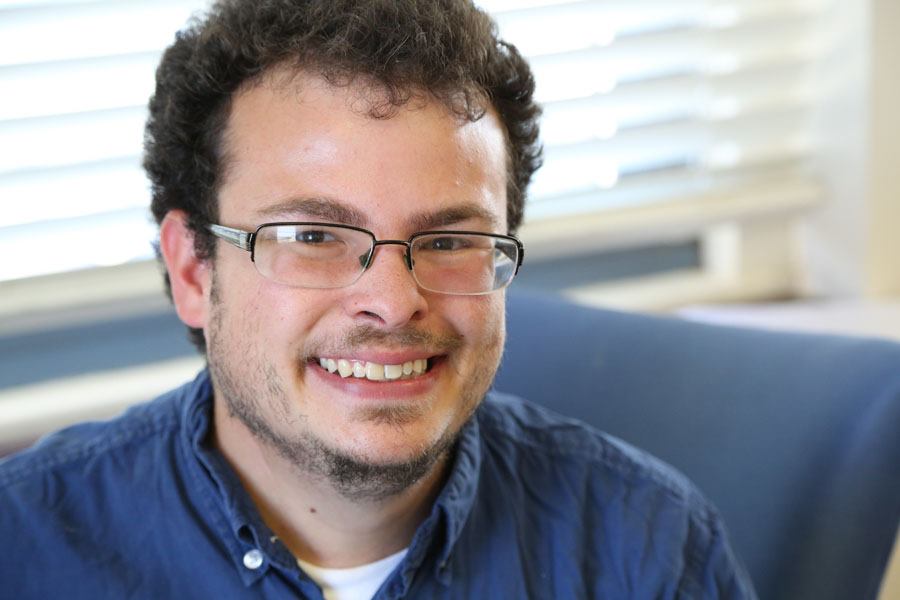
{"left": 0, "top": 0, "right": 208, "bottom": 282}
{"left": 0, "top": 0, "right": 828, "bottom": 283}
{"left": 484, "top": 0, "right": 827, "bottom": 221}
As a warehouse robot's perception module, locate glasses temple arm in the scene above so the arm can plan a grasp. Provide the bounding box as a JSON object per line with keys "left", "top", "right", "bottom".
{"left": 208, "top": 224, "right": 253, "bottom": 251}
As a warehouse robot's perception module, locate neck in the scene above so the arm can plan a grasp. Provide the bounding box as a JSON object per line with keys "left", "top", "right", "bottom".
{"left": 212, "top": 397, "right": 450, "bottom": 568}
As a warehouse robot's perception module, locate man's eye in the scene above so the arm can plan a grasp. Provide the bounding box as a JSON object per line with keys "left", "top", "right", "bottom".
{"left": 295, "top": 230, "right": 334, "bottom": 244}
{"left": 427, "top": 236, "right": 466, "bottom": 251}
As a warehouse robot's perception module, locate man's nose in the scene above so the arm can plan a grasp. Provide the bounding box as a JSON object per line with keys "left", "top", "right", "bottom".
{"left": 345, "top": 242, "right": 427, "bottom": 328}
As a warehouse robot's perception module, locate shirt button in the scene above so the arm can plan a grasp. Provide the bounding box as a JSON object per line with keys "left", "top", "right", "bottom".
{"left": 243, "top": 549, "right": 265, "bottom": 570}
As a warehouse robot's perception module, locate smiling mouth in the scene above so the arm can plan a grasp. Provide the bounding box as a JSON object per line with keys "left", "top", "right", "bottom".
{"left": 312, "top": 357, "right": 434, "bottom": 381}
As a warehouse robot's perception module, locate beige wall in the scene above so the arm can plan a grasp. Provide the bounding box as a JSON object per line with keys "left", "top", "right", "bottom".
{"left": 803, "top": 0, "right": 900, "bottom": 299}
{"left": 867, "top": 0, "right": 900, "bottom": 296}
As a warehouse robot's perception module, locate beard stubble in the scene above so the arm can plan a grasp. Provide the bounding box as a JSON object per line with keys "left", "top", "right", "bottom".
{"left": 205, "top": 273, "right": 502, "bottom": 502}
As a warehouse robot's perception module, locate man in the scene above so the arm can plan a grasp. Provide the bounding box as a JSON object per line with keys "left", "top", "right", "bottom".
{"left": 0, "top": 1, "right": 756, "bottom": 598}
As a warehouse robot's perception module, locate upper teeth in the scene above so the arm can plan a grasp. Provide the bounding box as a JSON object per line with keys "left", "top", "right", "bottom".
{"left": 318, "top": 358, "right": 428, "bottom": 381}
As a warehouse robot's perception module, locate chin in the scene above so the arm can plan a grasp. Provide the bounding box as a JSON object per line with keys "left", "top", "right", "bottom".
{"left": 336, "top": 419, "right": 453, "bottom": 465}
{"left": 314, "top": 420, "right": 461, "bottom": 501}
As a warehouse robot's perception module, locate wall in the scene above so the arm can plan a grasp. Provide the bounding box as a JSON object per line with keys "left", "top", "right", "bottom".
{"left": 803, "top": 0, "right": 900, "bottom": 298}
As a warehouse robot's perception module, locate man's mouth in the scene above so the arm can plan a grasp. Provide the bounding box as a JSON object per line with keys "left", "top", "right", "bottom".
{"left": 313, "top": 357, "right": 433, "bottom": 381}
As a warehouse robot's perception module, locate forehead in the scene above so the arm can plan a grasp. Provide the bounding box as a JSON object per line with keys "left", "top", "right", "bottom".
{"left": 217, "top": 70, "right": 509, "bottom": 233}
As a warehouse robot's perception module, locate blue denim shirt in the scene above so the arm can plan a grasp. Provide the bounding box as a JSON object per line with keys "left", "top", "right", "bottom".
{"left": 0, "top": 370, "right": 756, "bottom": 599}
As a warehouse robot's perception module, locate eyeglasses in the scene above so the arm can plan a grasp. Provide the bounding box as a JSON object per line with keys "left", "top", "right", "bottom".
{"left": 207, "top": 222, "right": 524, "bottom": 295}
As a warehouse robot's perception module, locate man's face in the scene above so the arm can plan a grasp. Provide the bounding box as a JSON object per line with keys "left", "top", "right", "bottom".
{"left": 205, "top": 72, "right": 509, "bottom": 498}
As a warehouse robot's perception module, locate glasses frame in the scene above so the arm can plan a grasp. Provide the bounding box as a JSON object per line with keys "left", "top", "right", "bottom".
{"left": 207, "top": 221, "right": 525, "bottom": 294}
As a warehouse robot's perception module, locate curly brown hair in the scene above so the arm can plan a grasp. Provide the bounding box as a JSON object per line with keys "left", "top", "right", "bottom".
{"left": 144, "top": 0, "right": 542, "bottom": 352}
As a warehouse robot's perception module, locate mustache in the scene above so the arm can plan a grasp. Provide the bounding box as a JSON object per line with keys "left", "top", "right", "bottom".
{"left": 308, "top": 325, "right": 464, "bottom": 357}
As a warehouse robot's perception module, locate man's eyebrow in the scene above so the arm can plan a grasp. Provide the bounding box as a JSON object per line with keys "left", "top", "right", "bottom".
{"left": 255, "top": 197, "right": 367, "bottom": 227}
{"left": 407, "top": 204, "right": 503, "bottom": 232}
{"left": 255, "top": 198, "right": 502, "bottom": 232}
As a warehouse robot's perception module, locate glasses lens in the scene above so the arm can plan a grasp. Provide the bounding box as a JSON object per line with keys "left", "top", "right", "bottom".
{"left": 410, "top": 233, "right": 519, "bottom": 294}
{"left": 253, "top": 224, "right": 372, "bottom": 288}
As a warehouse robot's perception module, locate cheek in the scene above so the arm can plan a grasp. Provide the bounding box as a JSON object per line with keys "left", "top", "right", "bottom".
{"left": 212, "top": 270, "right": 290, "bottom": 350}
{"left": 238, "top": 280, "right": 339, "bottom": 359}
{"left": 450, "top": 293, "right": 506, "bottom": 353}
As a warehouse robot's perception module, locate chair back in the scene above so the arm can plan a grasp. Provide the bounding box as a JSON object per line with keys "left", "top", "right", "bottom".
{"left": 495, "top": 292, "right": 900, "bottom": 600}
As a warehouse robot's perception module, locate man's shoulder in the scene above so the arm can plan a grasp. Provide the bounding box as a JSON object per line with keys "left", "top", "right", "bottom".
{"left": 0, "top": 373, "right": 236, "bottom": 597}
{"left": 476, "top": 390, "right": 714, "bottom": 520}
{"left": 464, "top": 393, "right": 755, "bottom": 597}
{"left": 0, "top": 379, "right": 191, "bottom": 489}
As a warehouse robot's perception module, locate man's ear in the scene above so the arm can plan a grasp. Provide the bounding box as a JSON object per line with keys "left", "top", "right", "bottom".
{"left": 159, "top": 210, "right": 210, "bottom": 329}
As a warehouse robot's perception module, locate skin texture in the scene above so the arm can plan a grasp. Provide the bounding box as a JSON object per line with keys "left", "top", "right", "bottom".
{"left": 159, "top": 70, "right": 510, "bottom": 566}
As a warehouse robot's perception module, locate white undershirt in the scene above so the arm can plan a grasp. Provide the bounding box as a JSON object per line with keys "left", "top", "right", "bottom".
{"left": 297, "top": 548, "right": 408, "bottom": 600}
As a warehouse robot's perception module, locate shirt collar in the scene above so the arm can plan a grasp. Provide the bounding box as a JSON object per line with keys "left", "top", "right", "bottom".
{"left": 178, "top": 369, "right": 287, "bottom": 586}
{"left": 396, "top": 413, "right": 483, "bottom": 589}
{"left": 175, "top": 368, "right": 485, "bottom": 590}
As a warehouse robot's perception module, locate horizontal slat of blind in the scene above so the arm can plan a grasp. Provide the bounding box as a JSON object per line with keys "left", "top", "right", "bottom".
{"left": 533, "top": 95, "right": 815, "bottom": 190}
{"left": 0, "top": 208, "right": 155, "bottom": 281}
{"left": 490, "top": 0, "right": 824, "bottom": 58}
{"left": 539, "top": 63, "right": 816, "bottom": 146}
{"left": 0, "top": 1, "right": 202, "bottom": 66}
{"left": 506, "top": 0, "right": 825, "bottom": 217}
{"left": 0, "top": 1, "right": 113, "bottom": 9}
{"left": 528, "top": 12, "right": 820, "bottom": 102}
{"left": 532, "top": 107, "right": 813, "bottom": 199}
{"left": 0, "top": 52, "right": 160, "bottom": 121}
{"left": 0, "top": 158, "right": 147, "bottom": 228}
{"left": 0, "top": 108, "right": 144, "bottom": 174}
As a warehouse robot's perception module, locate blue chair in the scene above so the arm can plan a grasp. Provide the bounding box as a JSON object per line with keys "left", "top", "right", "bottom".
{"left": 496, "top": 292, "right": 900, "bottom": 600}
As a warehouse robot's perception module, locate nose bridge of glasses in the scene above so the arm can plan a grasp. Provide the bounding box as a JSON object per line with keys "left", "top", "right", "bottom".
{"left": 366, "top": 239, "right": 414, "bottom": 271}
